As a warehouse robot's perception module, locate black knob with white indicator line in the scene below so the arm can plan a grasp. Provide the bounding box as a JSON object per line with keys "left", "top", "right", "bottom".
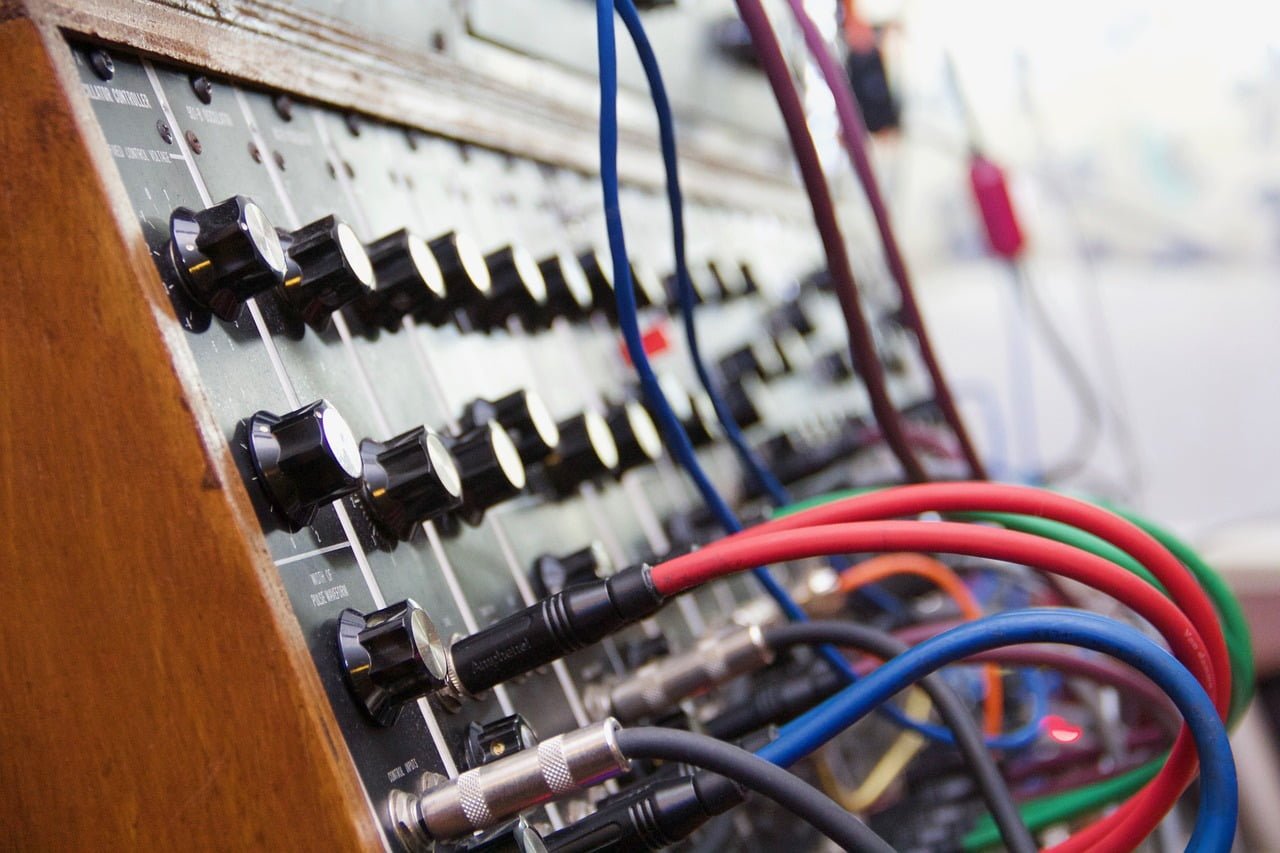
{"left": 354, "top": 229, "right": 448, "bottom": 330}
{"left": 531, "top": 541, "right": 612, "bottom": 598}
{"left": 684, "top": 391, "right": 722, "bottom": 448}
{"left": 539, "top": 410, "right": 620, "bottom": 497}
{"left": 276, "top": 216, "right": 375, "bottom": 327}
{"left": 482, "top": 245, "right": 548, "bottom": 330}
{"left": 578, "top": 249, "right": 615, "bottom": 321}
{"left": 717, "top": 340, "right": 784, "bottom": 385}
{"left": 359, "top": 426, "right": 463, "bottom": 540}
{"left": 537, "top": 251, "right": 594, "bottom": 323}
{"left": 448, "top": 421, "right": 527, "bottom": 523}
{"left": 458, "top": 390, "right": 560, "bottom": 466}
{"left": 815, "top": 348, "right": 854, "bottom": 383}
{"left": 428, "top": 230, "right": 492, "bottom": 319}
{"left": 769, "top": 299, "right": 816, "bottom": 338}
{"left": 167, "top": 195, "right": 289, "bottom": 320}
{"left": 631, "top": 258, "right": 667, "bottom": 310}
{"left": 606, "top": 401, "right": 664, "bottom": 476}
{"left": 465, "top": 714, "right": 539, "bottom": 769}
{"left": 338, "top": 599, "right": 448, "bottom": 726}
{"left": 247, "top": 399, "right": 363, "bottom": 528}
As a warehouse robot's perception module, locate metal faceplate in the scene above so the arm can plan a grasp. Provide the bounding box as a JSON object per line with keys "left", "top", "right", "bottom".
{"left": 71, "top": 36, "right": 926, "bottom": 848}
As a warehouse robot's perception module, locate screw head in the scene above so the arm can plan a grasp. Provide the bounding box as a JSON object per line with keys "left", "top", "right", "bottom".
{"left": 190, "top": 74, "right": 213, "bottom": 104}
{"left": 89, "top": 49, "right": 114, "bottom": 81}
{"left": 184, "top": 130, "right": 202, "bottom": 155}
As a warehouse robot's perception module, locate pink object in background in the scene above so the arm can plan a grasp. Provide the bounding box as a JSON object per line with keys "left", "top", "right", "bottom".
{"left": 969, "top": 154, "right": 1025, "bottom": 259}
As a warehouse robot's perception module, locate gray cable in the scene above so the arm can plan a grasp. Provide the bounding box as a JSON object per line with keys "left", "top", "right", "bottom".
{"left": 762, "top": 620, "right": 1037, "bottom": 853}
{"left": 615, "top": 727, "right": 894, "bottom": 852}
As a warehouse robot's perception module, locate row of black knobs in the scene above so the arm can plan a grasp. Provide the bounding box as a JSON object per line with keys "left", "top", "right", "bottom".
{"left": 245, "top": 389, "right": 679, "bottom": 538}
{"left": 167, "top": 195, "right": 757, "bottom": 333}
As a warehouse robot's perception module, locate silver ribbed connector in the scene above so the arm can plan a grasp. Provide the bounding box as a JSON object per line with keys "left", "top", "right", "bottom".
{"left": 391, "top": 719, "right": 630, "bottom": 843}
{"left": 593, "top": 624, "right": 774, "bottom": 723}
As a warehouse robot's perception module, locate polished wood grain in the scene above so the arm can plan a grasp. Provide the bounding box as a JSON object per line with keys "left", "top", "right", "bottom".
{"left": 0, "top": 18, "right": 383, "bottom": 849}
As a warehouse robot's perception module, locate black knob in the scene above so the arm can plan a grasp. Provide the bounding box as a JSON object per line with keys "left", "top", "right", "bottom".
{"left": 459, "top": 390, "right": 560, "bottom": 466}
{"left": 277, "top": 215, "right": 376, "bottom": 327}
{"left": 449, "top": 421, "right": 527, "bottom": 523}
{"left": 717, "top": 340, "right": 783, "bottom": 385}
{"left": 428, "top": 230, "right": 492, "bottom": 323}
{"left": 530, "top": 541, "right": 612, "bottom": 598}
{"left": 540, "top": 410, "right": 619, "bottom": 497}
{"left": 482, "top": 245, "right": 548, "bottom": 330}
{"left": 167, "top": 195, "right": 289, "bottom": 320}
{"left": 690, "top": 262, "right": 723, "bottom": 304}
{"left": 630, "top": 258, "right": 667, "bottom": 310}
{"left": 355, "top": 229, "right": 447, "bottom": 330}
{"left": 606, "top": 401, "right": 663, "bottom": 475}
{"left": 577, "top": 249, "right": 616, "bottom": 321}
{"left": 623, "top": 632, "right": 671, "bottom": 669}
{"left": 815, "top": 348, "right": 854, "bottom": 383}
{"left": 337, "top": 600, "right": 448, "bottom": 726}
{"left": 769, "top": 299, "right": 815, "bottom": 337}
{"left": 722, "top": 380, "right": 762, "bottom": 428}
{"left": 708, "top": 258, "right": 743, "bottom": 300}
{"left": 773, "top": 329, "right": 812, "bottom": 374}
{"left": 536, "top": 251, "right": 593, "bottom": 324}
{"left": 247, "top": 399, "right": 363, "bottom": 527}
{"left": 684, "top": 391, "right": 721, "bottom": 448}
{"left": 359, "top": 426, "right": 463, "bottom": 540}
{"left": 465, "top": 714, "right": 539, "bottom": 769}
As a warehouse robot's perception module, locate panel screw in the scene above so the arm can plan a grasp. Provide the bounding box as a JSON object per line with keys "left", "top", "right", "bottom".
{"left": 89, "top": 49, "right": 114, "bottom": 81}
{"left": 273, "top": 150, "right": 286, "bottom": 171}
{"left": 344, "top": 112, "right": 361, "bottom": 137}
{"left": 249, "top": 142, "right": 263, "bottom": 163}
{"left": 156, "top": 119, "right": 174, "bottom": 145}
{"left": 273, "top": 94, "right": 294, "bottom": 122}
{"left": 190, "top": 74, "right": 213, "bottom": 104}
{"left": 185, "top": 130, "right": 202, "bottom": 154}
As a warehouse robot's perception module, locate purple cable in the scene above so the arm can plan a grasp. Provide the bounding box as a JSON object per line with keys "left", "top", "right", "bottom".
{"left": 783, "top": 0, "right": 988, "bottom": 480}
{"left": 733, "top": 0, "right": 927, "bottom": 483}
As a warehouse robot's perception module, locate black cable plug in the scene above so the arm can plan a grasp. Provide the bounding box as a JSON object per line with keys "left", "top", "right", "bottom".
{"left": 447, "top": 564, "right": 664, "bottom": 697}
{"left": 702, "top": 664, "right": 842, "bottom": 741}
{"left": 541, "top": 773, "right": 742, "bottom": 852}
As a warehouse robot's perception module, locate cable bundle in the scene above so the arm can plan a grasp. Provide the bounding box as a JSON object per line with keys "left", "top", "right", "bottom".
{"left": 583, "top": 3, "right": 1247, "bottom": 851}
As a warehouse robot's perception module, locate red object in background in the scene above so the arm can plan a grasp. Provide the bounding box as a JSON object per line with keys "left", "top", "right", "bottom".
{"left": 969, "top": 154, "right": 1025, "bottom": 259}
{"left": 1042, "top": 714, "right": 1084, "bottom": 745}
{"left": 619, "top": 320, "right": 671, "bottom": 366}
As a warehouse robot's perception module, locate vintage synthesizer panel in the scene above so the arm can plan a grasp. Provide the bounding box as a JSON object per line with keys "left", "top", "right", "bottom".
{"left": 1, "top": 3, "right": 935, "bottom": 849}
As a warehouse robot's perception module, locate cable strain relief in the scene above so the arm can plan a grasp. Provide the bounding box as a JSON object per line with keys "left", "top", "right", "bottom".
{"left": 691, "top": 770, "right": 746, "bottom": 816}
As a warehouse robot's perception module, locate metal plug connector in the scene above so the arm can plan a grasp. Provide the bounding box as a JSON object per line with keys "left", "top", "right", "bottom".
{"left": 586, "top": 624, "right": 774, "bottom": 724}
{"left": 387, "top": 720, "right": 630, "bottom": 845}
